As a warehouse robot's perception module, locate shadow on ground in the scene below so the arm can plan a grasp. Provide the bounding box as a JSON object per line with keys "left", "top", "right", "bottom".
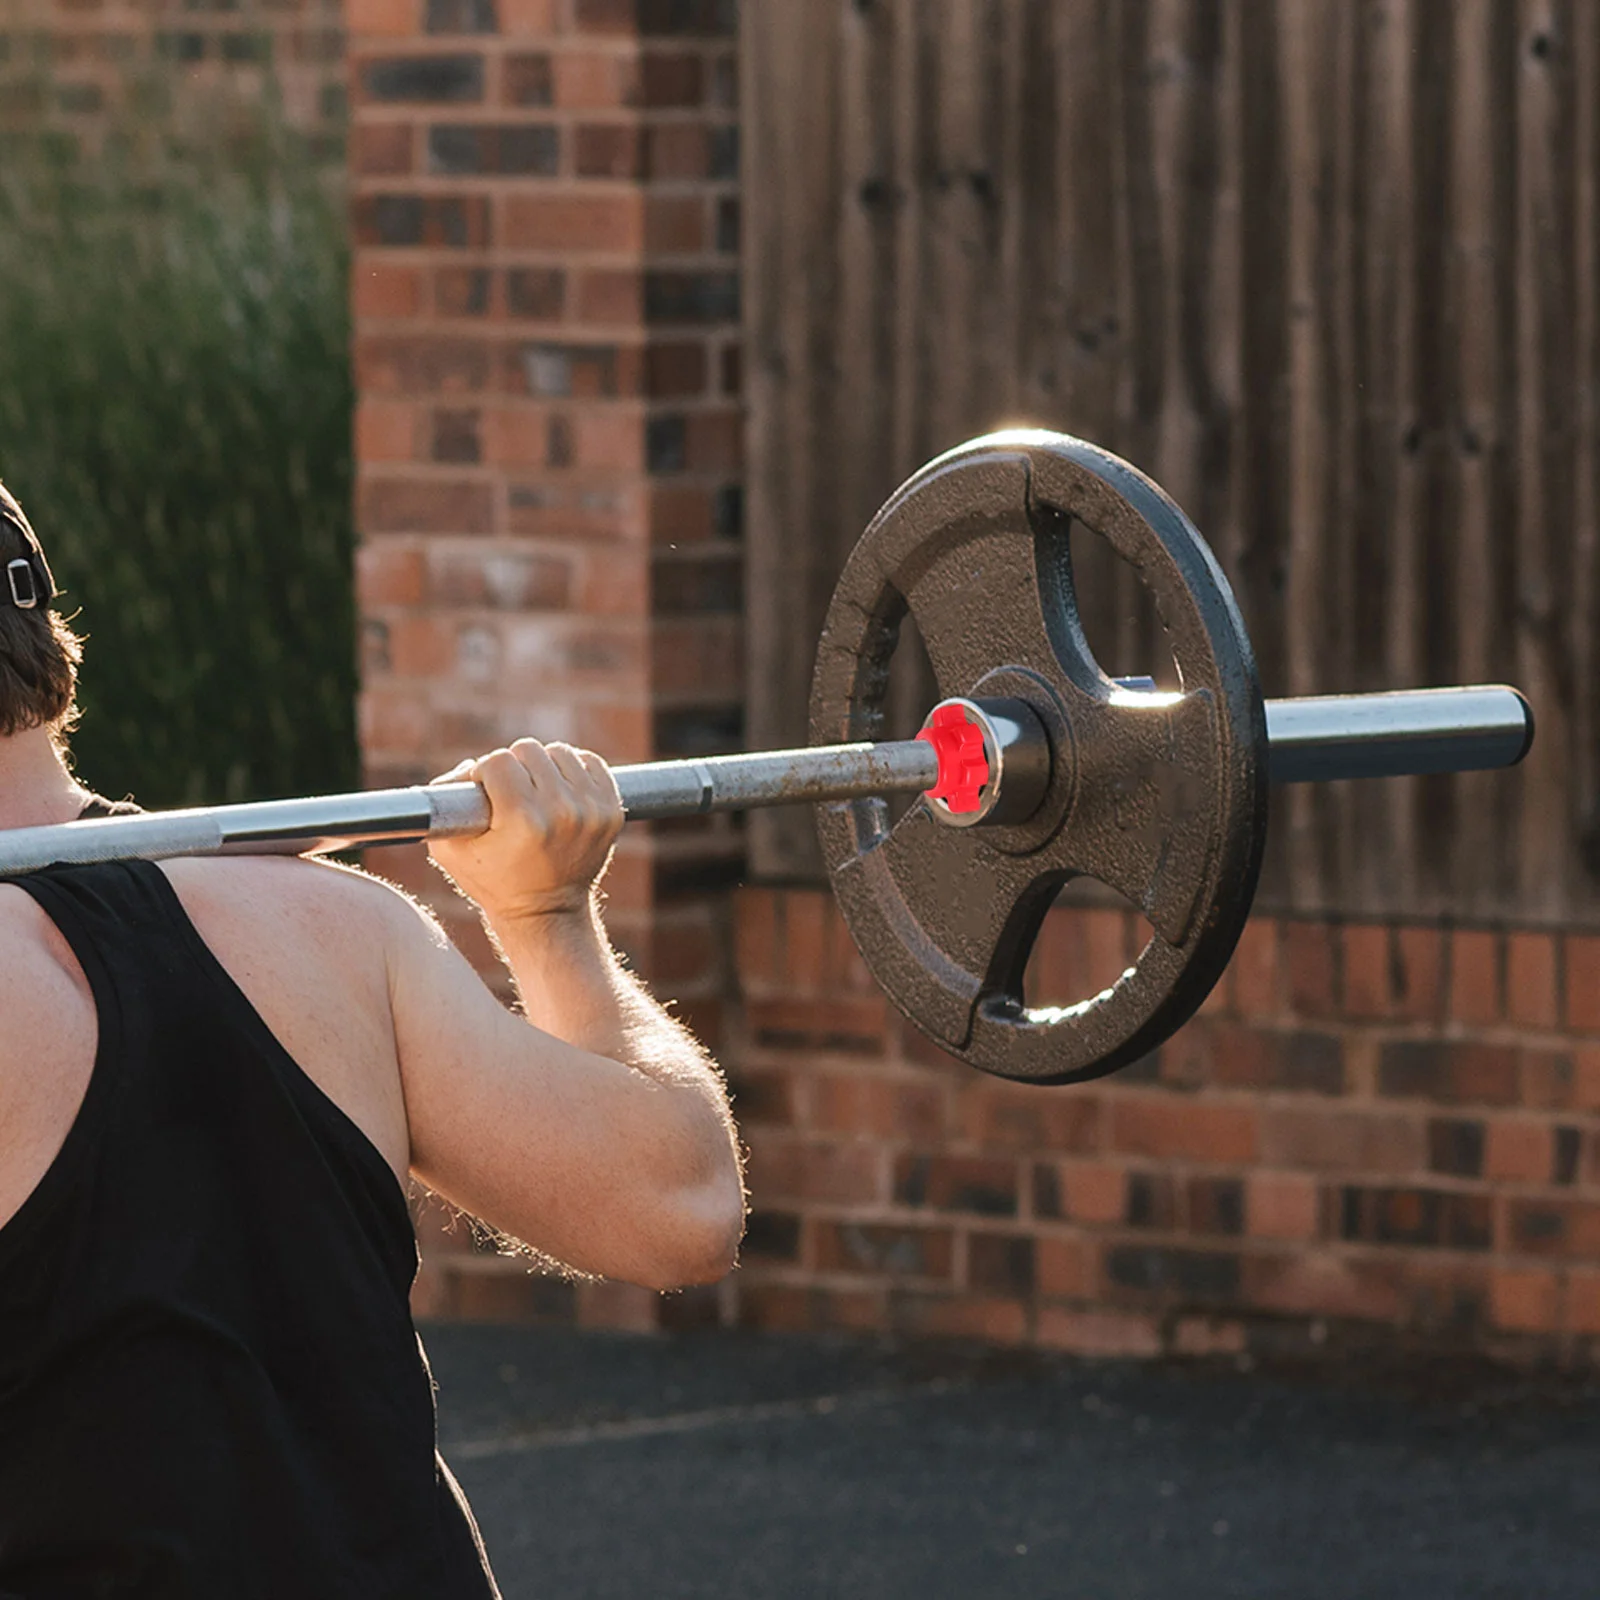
{"left": 423, "top": 1320, "right": 1600, "bottom": 1600}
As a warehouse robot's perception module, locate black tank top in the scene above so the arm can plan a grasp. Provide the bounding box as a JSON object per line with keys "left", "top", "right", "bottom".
{"left": 0, "top": 861, "right": 501, "bottom": 1598}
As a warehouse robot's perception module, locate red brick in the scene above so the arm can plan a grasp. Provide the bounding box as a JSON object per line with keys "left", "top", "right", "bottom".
{"left": 747, "top": 1134, "right": 883, "bottom": 1206}
{"left": 640, "top": 50, "right": 706, "bottom": 106}
{"left": 1489, "top": 1268, "right": 1560, "bottom": 1334}
{"left": 1230, "top": 918, "right": 1280, "bottom": 1017}
{"left": 1172, "top": 1316, "right": 1248, "bottom": 1356}
{"left": 1059, "top": 1163, "right": 1127, "bottom": 1224}
{"left": 746, "top": 997, "right": 887, "bottom": 1055}
{"left": 645, "top": 193, "right": 708, "bottom": 253}
{"left": 498, "top": 0, "right": 555, "bottom": 34}
{"left": 436, "top": 267, "right": 493, "bottom": 318}
{"left": 1209, "top": 1026, "right": 1343, "bottom": 1095}
{"left": 573, "top": 0, "right": 636, "bottom": 34}
{"left": 813, "top": 1222, "right": 954, "bottom": 1281}
{"left": 1110, "top": 1096, "right": 1258, "bottom": 1165}
{"left": 354, "top": 120, "right": 415, "bottom": 175}
{"left": 575, "top": 409, "right": 646, "bottom": 470}
{"left": 357, "top": 334, "right": 491, "bottom": 395}
{"left": 356, "top": 398, "right": 420, "bottom": 462}
{"left": 1243, "top": 1252, "right": 1403, "bottom": 1322}
{"left": 1378, "top": 1040, "right": 1519, "bottom": 1107}
{"left": 738, "top": 1284, "right": 888, "bottom": 1335}
{"left": 360, "top": 685, "right": 432, "bottom": 757}
{"left": 1565, "top": 936, "right": 1600, "bottom": 1032}
{"left": 644, "top": 341, "right": 709, "bottom": 397}
{"left": 962, "top": 1084, "right": 1102, "bottom": 1154}
{"left": 1339, "top": 925, "right": 1385, "bottom": 1018}
{"left": 354, "top": 262, "right": 422, "bottom": 318}
{"left": 1505, "top": 1199, "right": 1600, "bottom": 1257}
{"left": 356, "top": 543, "right": 427, "bottom": 606}
{"left": 648, "top": 484, "right": 715, "bottom": 542}
{"left": 555, "top": 49, "right": 637, "bottom": 108}
{"left": 685, "top": 410, "right": 742, "bottom": 472}
{"left": 1505, "top": 932, "right": 1559, "bottom": 1029}
{"left": 894, "top": 1155, "right": 1018, "bottom": 1217}
{"left": 725, "top": 1067, "right": 798, "bottom": 1128}
{"left": 1247, "top": 1173, "right": 1320, "bottom": 1241}
{"left": 1260, "top": 1105, "right": 1423, "bottom": 1174}
{"left": 576, "top": 1280, "right": 659, "bottom": 1333}
{"left": 893, "top": 1294, "right": 1029, "bottom": 1345}
{"left": 348, "top": 0, "right": 417, "bottom": 35}
{"left": 734, "top": 890, "right": 779, "bottom": 992}
{"left": 1565, "top": 1273, "right": 1600, "bottom": 1335}
{"left": 966, "top": 1233, "right": 1036, "bottom": 1295}
{"left": 1519, "top": 1048, "right": 1577, "bottom": 1110}
{"left": 1485, "top": 1121, "right": 1553, "bottom": 1184}
{"left": 809, "top": 1077, "right": 947, "bottom": 1144}
{"left": 446, "top": 1266, "right": 576, "bottom": 1324}
{"left": 1083, "top": 908, "right": 1133, "bottom": 993}
{"left": 1449, "top": 929, "right": 1502, "bottom": 1025}
{"left": 1283, "top": 921, "right": 1337, "bottom": 1018}
{"left": 644, "top": 122, "right": 710, "bottom": 180}
{"left": 576, "top": 121, "right": 642, "bottom": 179}
{"left": 385, "top": 614, "right": 455, "bottom": 675}
{"left": 780, "top": 890, "right": 827, "bottom": 991}
{"left": 1576, "top": 1047, "right": 1600, "bottom": 1112}
{"left": 1391, "top": 925, "right": 1444, "bottom": 1021}
{"left": 1035, "top": 1235, "right": 1094, "bottom": 1297}
{"left": 1036, "top": 1307, "right": 1161, "bottom": 1357}
{"left": 504, "top": 193, "right": 644, "bottom": 252}
{"left": 1197, "top": 956, "right": 1234, "bottom": 1015}
{"left": 360, "top": 476, "right": 495, "bottom": 535}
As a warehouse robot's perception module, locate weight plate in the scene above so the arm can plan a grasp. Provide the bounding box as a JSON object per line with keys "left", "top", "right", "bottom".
{"left": 809, "top": 430, "right": 1269, "bottom": 1085}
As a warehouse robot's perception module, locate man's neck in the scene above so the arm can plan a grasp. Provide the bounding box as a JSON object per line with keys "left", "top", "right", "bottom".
{"left": 0, "top": 727, "right": 90, "bottom": 830}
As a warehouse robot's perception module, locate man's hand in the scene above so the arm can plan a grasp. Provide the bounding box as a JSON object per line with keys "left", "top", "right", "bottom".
{"left": 428, "top": 739, "right": 625, "bottom": 923}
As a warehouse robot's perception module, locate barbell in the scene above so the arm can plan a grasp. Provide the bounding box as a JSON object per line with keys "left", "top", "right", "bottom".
{"left": 0, "top": 431, "right": 1531, "bottom": 1086}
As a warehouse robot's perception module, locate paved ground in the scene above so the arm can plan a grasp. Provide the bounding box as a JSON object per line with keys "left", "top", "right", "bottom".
{"left": 424, "top": 1320, "right": 1600, "bottom": 1599}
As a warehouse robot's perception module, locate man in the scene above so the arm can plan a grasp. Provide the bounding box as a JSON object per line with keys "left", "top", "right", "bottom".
{"left": 0, "top": 481, "right": 746, "bottom": 1596}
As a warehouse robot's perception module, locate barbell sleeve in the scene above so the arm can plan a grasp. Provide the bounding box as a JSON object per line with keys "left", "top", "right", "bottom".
{"left": 0, "top": 684, "right": 1533, "bottom": 876}
{"left": 1264, "top": 685, "right": 1533, "bottom": 784}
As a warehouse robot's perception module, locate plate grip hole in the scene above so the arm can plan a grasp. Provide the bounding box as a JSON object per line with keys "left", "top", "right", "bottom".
{"left": 917, "top": 705, "right": 990, "bottom": 814}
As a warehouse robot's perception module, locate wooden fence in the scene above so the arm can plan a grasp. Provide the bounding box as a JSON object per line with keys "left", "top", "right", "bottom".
{"left": 744, "top": 0, "right": 1600, "bottom": 927}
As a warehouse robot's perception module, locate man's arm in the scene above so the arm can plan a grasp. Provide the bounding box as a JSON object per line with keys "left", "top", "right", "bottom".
{"left": 379, "top": 740, "right": 745, "bottom": 1290}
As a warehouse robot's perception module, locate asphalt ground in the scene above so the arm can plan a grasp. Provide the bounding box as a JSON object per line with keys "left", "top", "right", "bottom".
{"left": 424, "top": 1320, "right": 1600, "bottom": 1599}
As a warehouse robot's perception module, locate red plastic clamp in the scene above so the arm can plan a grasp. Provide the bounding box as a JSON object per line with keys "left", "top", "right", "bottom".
{"left": 916, "top": 704, "right": 991, "bottom": 814}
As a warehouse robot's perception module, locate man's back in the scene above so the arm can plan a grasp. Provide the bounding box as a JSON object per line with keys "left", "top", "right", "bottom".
{"left": 0, "top": 857, "right": 499, "bottom": 1597}
{"left": 0, "top": 854, "right": 408, "bottom": 1240}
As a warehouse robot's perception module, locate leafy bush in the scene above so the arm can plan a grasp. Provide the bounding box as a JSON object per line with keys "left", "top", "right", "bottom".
{"left": 0, "top": 113, "right": 356, "bottom": 807}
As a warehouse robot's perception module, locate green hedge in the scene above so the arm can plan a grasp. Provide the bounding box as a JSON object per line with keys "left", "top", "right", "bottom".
{"left": 0, "top": 121, "right": 357, "bottom": 807}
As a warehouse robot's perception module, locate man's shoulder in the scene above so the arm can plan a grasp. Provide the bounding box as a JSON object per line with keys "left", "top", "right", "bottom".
{"left": 155, "top": 853, "right": 445, "bottom": 987}
{"left": 158, "top": 852, "right": 415, "bottom": 926}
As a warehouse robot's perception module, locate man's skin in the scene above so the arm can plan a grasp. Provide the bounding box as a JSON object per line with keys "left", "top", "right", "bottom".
{"left": 0, "top": 722, "right": 746, "bottom": 1290}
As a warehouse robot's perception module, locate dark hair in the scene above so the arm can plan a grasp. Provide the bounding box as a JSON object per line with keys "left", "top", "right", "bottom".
{"left": 0, "top": 482, "right": 83, "bottom": 739}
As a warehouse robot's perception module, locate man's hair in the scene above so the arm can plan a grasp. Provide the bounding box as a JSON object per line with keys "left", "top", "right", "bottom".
{"left": 0, "top": 482, "right": 83, "bottom": 739}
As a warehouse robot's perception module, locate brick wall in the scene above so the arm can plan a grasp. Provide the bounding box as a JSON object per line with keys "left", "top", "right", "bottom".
{"left": 0, "top": 0, "right": 344, "bottom": 155}
{"left": 726, "top": 888, "right": 1600, "bottom": 1362}
{"left": 350, "top": 0, "right": 1600, "bottom": 1368}
{"left": 349, "top": 0, "right": 742, "bottom": 1321}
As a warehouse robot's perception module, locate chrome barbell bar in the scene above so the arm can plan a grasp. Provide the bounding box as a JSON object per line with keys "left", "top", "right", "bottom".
{"left": 0, "top": 684, "right": 1533, "bottom": 876}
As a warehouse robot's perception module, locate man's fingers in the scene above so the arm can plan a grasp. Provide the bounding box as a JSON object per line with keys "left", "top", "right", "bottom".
{"left": 576, "top": 747, "right": 622, "bottom": 805}
{"left": 431, "top": 757, "right": 476, "bottom": 785}
{"left": 544, "top": 742, "right": 590, "bottom": 789}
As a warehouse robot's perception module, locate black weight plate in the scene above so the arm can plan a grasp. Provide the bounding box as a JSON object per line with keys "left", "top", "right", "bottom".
{"left": 809, "top": 431, "right": 1268, "bottom": 1085}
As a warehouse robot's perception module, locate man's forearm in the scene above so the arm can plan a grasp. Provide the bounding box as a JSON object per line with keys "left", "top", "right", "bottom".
{"left": 484, "top": 891, "right": 715, "bottom": 1094}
